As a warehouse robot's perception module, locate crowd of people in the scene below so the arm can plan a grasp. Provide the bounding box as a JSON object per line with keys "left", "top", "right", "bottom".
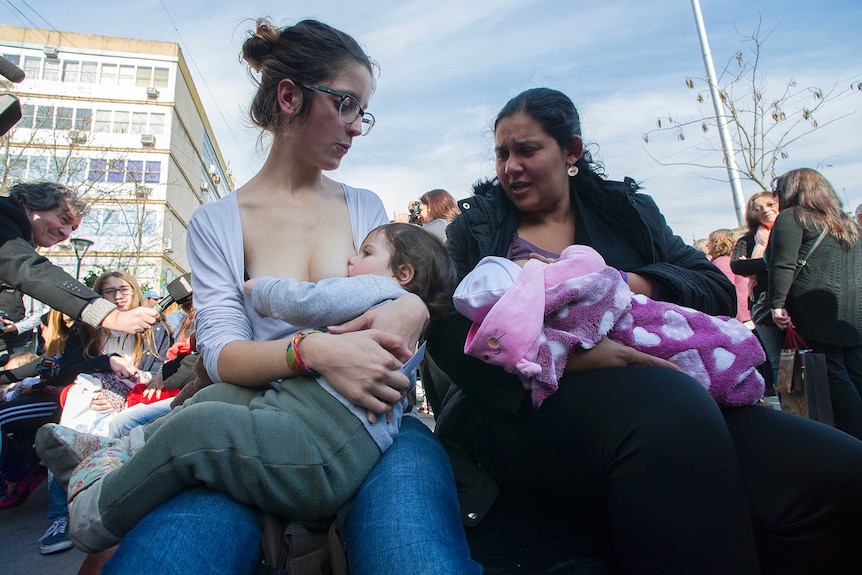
{"left": 0, "top": 182, "right": 196, "bottom": 556}
{"left": 2, "top": 15, "right": 862, "bottom": 575}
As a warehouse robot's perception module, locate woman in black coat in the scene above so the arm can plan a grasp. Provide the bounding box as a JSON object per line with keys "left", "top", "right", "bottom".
{"left": 767, "top": 167, "right": 862, "bottom": 439}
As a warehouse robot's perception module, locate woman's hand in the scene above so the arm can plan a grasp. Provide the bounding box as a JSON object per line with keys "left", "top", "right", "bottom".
{"left": 566, "top": 337, "right": 679, "bottom": 372}
{"left": 624, "top": 272, "right": 653, "bottom": 297}
{"left": 109, "top": 355, "right": 138, "bottom": 378}
{"left": 101, "top": 307, "right": 159, "bottom": 334}
{"left": 772, "top": 308, "right": 793, "bottom": 329}
{"left": 142, "top": 372, "right": 165, "bottom": 401}
{"left": 90, "top": 391, "right": 119, "bottom": 413}
{"left": 300, "top": 330, "right": 412, "bottom": 422}
{"left": 327, "top": 293, "right": 428, "bottom": 363}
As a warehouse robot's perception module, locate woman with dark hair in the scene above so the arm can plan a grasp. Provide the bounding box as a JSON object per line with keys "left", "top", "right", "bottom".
{"left": 426, "top": 87, "right": 862, "bottom": 574}
{"left": 76, "top": 17, "right": 479, "bottom": 575}
{"left": 732, "top": 191, "right": 782, "bottom": 381}
{"left": 768, "top": 167, "right": 862, "bottom": 439}
{"left": 418, "top": 188, "right": 460, "bottom": 242}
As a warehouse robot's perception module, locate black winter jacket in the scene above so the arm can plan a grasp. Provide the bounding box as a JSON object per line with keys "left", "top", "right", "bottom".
{"left": 426, "top": 172, "right": 735, "bottom": 526}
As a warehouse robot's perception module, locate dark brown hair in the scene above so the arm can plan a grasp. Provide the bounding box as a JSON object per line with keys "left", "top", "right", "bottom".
{"left": 372, "top": 223, "right": 457, "bottom": 319}
{"left": 241, "top": 18, "right": 377, "bottom": 133}
{"left": 773, "top": 168, "right": 858, "bottom": 249}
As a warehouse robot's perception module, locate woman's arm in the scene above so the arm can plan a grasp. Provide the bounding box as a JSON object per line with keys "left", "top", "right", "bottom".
{"left": 766, "top": 211, "right": 804, "bottom": 322}
{"left": 56, "top": 325, "right": 113, "bottom": 385}
{"left": 730, "top": 235, "right": 765, "bottom": 277}
{"left": 623, "top": 193, "right": 735, "bottom": 316}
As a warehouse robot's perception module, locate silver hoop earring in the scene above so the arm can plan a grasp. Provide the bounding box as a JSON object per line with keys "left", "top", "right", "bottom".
{"left": 567, "top": 165, "right": 579, "bottom": 177}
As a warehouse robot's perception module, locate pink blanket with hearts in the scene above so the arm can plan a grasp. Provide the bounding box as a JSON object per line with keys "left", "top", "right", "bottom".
{"left": 457, "top": 245, "right": 765, "bottom": 408}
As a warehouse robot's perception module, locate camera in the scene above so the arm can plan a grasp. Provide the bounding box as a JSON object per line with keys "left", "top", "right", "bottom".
{"left": 0, "top": 310, "right": 7, "bottom": 319}
{"left": 408, "top": 201, "right": 421, "bottom": 225}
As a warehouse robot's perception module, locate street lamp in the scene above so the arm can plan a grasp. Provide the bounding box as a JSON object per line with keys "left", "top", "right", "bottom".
{"left": 70, "top": 237, "right": 93, "bottom": 280}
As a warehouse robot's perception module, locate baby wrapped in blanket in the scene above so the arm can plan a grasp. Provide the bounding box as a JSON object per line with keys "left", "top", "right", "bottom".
{"left": 454, "top": 245, "right": 765, "bottom": 408}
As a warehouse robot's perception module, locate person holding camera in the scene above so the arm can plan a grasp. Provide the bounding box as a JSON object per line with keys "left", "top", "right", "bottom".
{"left": 413, "top": 189, "right": 460, "bottom": 243}
{"left": 0, "top": 181, "right": 158, "bottom": 335}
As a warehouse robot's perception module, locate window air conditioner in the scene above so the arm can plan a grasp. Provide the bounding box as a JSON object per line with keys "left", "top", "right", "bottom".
{"left": 200, "top": 181, "right": 209, "bottom": 192}
{"left": 146, "top": 87, "right": 160, "bottom": 98}
{"left": 68, "top": 130, "right": 87, "bottom": 144}
{"left": 43, "top": 46, "right": 59, "bottom": 58}
{"left": 140, "top": 133, "right": 155, "bottom": 146}
{"left": 207, "top": 164, "right": 221, "bottom": 183}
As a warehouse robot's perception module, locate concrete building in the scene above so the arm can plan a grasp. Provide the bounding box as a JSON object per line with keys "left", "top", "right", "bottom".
{"left": 0, "top": 24, "right": 232, "bottom": 291}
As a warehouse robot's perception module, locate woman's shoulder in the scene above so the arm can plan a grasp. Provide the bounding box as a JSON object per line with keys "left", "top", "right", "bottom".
{"left": 190, "top": 192, "right": 238, "bottom": 225}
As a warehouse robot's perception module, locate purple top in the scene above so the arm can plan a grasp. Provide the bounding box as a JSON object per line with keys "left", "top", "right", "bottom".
{"left": 507, "top": 234, "right": 559, "bottom": 261}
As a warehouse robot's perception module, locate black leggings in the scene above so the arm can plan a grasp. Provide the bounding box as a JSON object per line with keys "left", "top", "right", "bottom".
{"left": 467, "top": 366, "right": 862, "bottom": 575}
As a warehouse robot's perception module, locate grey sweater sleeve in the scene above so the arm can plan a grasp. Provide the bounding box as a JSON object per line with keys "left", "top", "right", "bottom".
{"left": 251, "top": 275, "right": 407, "bottom": 328}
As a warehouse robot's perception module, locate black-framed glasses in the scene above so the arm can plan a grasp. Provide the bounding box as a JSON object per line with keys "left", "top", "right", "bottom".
{"left": 302, "top": 83, "right": 375, "bottom": 136}
{"left": 100, "top": 286, "right": 133, "bottom": 298}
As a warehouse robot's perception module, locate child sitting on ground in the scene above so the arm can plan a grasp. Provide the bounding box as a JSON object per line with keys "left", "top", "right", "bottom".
{"left": 454, "top": 245, "right": 765, "bottom": 408}
{"left": 36, "top": 223, "right": 456, "bottom": 553}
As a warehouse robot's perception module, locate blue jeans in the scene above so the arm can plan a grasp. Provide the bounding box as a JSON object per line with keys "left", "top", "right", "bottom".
{"left": 107, "top": 398, "right": 174, "bottom": 438}
{"left": 47, "top": 472, "right": 68, "bottom": 522}
{"left": 103, "top": 416, "right": 480, "bottom": 575}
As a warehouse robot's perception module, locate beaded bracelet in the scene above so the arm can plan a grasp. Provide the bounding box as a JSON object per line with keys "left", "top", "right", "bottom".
{"left": 286, "top": 329, "right": 322, "bottom": 376}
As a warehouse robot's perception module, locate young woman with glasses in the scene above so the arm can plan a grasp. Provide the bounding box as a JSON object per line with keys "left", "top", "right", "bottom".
{"left": 90, "top": 18, "right": 479, "bottom": 575}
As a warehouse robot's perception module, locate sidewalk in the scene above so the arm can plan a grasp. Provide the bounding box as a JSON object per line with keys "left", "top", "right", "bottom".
{"left": 0, "top": 479, "right": 86, "bottom": 575}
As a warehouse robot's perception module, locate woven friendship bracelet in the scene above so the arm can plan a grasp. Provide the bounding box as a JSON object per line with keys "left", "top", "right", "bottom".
{"left": 286, "top": 329, "right": 322, "bottom": 376}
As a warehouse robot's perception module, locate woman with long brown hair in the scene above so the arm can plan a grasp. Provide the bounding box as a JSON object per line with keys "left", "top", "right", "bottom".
{"left": 768, "top": 167, "right": 862, "bottom": 439}
{"left": 732, "top": 191, "right": 782, "bottom": 382}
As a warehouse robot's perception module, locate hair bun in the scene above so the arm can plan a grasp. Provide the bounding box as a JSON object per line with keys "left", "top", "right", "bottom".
{"left": 242, "top": 18, "right": 279, "bottom": 72}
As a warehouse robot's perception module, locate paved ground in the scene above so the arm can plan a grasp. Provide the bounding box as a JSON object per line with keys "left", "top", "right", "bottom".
{"left": 0, "top": 478, "right": 87, "bottom": 575}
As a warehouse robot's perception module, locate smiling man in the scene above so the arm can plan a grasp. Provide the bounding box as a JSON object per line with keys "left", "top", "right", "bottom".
{"left": 0, "top": 181, "right": 158, "bottom": 334}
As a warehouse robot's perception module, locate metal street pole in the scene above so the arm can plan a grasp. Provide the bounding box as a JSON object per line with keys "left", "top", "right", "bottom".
{"left": 691, "top": 0, "right": 747, "bottom": 226}
{"left": 70, "top": 237, "right": 93, "bottom": 280}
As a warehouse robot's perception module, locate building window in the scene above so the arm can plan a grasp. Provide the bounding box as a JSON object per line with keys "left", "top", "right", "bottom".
{"left": 28, "top": 156, "right": 46, "bottom": 179}
{"left": 80, "top": 61, "right": 97, "bottom": 83}
{"left": 55, "top": 107, "right": 73, "bottom": 130}
{"left": 35, "top": 106, "right": 54, "bottom": 129}
{"left": 149, "top": 113, "right": 165, "bottom": 135}
{"left": 153, "top": 67, "right": 169, "bottom": 88}
{"left": 74, "top": 109, "right": 92, "bottom": 131}
{"left": 66, "top": 157, "right": 88, "bottom": 182}
{"left": 7, "top": 156, "right": 27, "bottom": 180}
{"left": 113, "top": 111, "right": 130, "bottom": 134}
{"left": 131, "top": 112, "right": 147, "bottom": 134}
{"left": 62, "top": 60, "right": 80, "bottom": 82}
{"left": 22, "top": 56, "right": 40, "bottom": 79}
{"left": 2, "top": 54, "right": 20, "bottom": 66}
{"left": 126, "top": 160, "right": 143, "bottom": 183}
{"left": 18, "top": 104, "right": 34, "bottom": 129}
{"left": 118, "top": 65, "right": 135, "bottom": 87}
{"left": 100, "top": 63, "right": 117, "bottom": 85}
{"left": 94, "top": 110, "right": 111, "bottom": 132}
{"left": 144, "top": 161, "right": 161, "bottom": 184}
{"left": 107, "top": 160, "right": 125, "bottom": 183}
{"left": 89, "top": 158, "right": 107, "bottom": 182}
{"left": 135, "top": 66, "right": 152, "bottom": 87}
{"left": 42, "top": 59, "right": 60, "bottom": 81}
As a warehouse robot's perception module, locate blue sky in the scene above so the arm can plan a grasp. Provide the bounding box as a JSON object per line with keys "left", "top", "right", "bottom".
{"left": 3, "top": 0, "right": 860, "bottom": 242}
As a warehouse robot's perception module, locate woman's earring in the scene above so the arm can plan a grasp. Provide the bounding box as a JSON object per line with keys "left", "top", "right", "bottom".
{"left": 567, "top": 165, "right": 579, "bottom": 177}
